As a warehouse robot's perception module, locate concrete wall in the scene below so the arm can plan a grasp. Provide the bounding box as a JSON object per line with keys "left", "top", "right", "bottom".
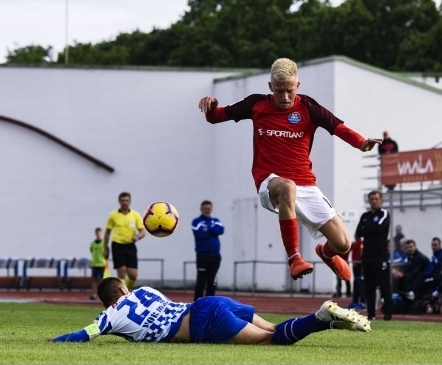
{"left": 0, "top": 66, "right": 237, "bottom": 286}
{"left": 1, "top": 57, "right": 441, "bottom": 292}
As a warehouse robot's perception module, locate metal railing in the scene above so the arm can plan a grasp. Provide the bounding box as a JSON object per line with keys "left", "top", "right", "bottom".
{"left": 0, "top": 257, "right": 165, "bottom": 290}
{"left": 182, "top": 261, "right": 196, "bottom": 293}
{"left": 138, "top": 258, "right": 165, "bottom": 288}
{"left": 232, "top": 259, "right": 364, "bottom": 297}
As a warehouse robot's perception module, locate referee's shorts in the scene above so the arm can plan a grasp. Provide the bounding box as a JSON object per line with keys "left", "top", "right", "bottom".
{"left": 111, "top": 242, "right": 137, "bottom": 269}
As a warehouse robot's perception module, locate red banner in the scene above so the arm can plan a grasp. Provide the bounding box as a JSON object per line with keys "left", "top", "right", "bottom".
{"left": 380, "top": 148, "right": 442, "bottom": 185}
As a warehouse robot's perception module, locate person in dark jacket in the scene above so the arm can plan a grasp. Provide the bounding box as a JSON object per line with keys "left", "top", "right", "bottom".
{"left": 356, "top": 190, "right": 392, "bottom": 321}
{"left": 191, "top": 200, "right": 224, "bottom": 300}
{"left": 378, "top": 131, "right": 399, "bottom": 190}
{"left": 378, "top": 131, "right": 398, "bottom": 155}
{"left": 419, "top": 237, "right": 442, "bottom": 299}
{"left": 392, "top": 239, "right": 432, "bottom": 301}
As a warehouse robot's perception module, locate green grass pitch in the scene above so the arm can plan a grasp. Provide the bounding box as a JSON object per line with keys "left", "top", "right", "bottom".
{"left": 0, "top": 302, "right": 440, "bottom": 364}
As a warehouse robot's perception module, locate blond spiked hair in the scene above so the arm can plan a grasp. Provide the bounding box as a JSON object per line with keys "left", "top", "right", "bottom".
{"left": 270, "top": 58, "right": 298, "bottom": 82}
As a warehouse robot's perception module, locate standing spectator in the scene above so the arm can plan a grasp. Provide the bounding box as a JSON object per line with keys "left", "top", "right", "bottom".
{"left": 104, "top": 192, "right": 145, "bottom": 291}
{"left": 89, "top": 227, "right": 106, "bottom": 300}
{"left": 192, "top": 200, "right": 224, "bottom": 301}
{"left": 414, "top": 237, "right": 442, "bottom": 300}
{"left": 393, "top": 225, "right": 405, "bottom": 256}
{"left": 333, "top": 250, "right": 351, "bottom": 298}
{"left": 378, "top": 131, "right": 399, "bottom": 190}
{"left": 356, "top": 190, "right": 393, "bottom": 320}
{"left": 199, "top": 57, "right": 381, "bottom": 282}
{"left": 346, "top": 236, "right": 366, "bottom": 309}
{"left": 378, "top": 130, "right": 399, "bottom": 155}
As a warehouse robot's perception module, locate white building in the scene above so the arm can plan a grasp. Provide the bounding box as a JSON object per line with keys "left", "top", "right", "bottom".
{"left": 1, "top": 56, "right": 441, "bottom": 292}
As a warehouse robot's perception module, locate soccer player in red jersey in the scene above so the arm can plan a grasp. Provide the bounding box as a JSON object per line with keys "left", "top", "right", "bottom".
{"left": 198, "top": 58, "right": 381, "bottom": 281}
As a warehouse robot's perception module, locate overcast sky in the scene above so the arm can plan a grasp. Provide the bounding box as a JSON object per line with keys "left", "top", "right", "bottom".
{"left": 0, "top": 0, "right": 440, "bottom": 64}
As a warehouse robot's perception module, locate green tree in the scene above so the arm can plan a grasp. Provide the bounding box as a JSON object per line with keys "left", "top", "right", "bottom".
{"left": 4, "top": 0, "right": 442, "bottom": 71}
{"left": 289, "top": 0, "right": 441, "bottom": 70}
{"left": 57, "top": 42, "right": 129, "bottom": 65}
{"left": 6, "top": 45, "right": 48, "bottom": 64}
{"left": 347, "top": 0, "right": 440, "bottom": 69}
{"left": 171, "top": 0, "right": 295, "bottom": 68}
{"left": 396, "top": 16, "right": 442, "bottom": 71}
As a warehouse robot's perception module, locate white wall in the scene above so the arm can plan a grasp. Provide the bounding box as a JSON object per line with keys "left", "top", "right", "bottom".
{"left": 1, "top": 58, "right": 441, "bottom": 292}
{"left": 0, "top": 66, "right": 237, "bottom": 285}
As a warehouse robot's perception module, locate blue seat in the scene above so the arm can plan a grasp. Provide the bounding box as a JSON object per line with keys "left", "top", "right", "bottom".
{"left": 64, "top": 258, "right": 92, "bottom": 291}
{"left": 23, "top": 258, "right": 63, "bottom": 291}
{"left": 0, "top": 258, "right": 21, "bottom": 290}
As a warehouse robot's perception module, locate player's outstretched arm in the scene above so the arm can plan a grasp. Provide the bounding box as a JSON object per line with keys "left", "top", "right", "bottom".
{"left": 360, "top": 138, "right": 382, "bottom": 152}
{"left": 49, "top": 322, "right": 102, "bottom": 343}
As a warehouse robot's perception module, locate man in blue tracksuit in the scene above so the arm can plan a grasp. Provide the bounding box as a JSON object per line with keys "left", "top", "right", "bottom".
{"left": 192, "top": 200, "right": 224, "bottom": 300}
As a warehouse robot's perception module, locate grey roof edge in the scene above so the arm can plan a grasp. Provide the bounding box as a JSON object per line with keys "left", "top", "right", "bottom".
{"left": 213, "top": 55, "right": 442, "bottom": 95}
{"left": 303, "top": 55, "right": 442, "bottom": 95}
{"left": 213, "top": 69, "right": 269, "bottom": 83}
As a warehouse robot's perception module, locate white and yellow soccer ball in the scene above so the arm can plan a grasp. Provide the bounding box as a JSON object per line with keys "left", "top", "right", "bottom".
{"left": 143, "top": 201, "right": 179, "bottom": 237}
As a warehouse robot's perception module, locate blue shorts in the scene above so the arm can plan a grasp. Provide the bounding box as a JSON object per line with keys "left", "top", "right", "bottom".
{"left": 189, "top": 296, "right": 255, "bottom": 343}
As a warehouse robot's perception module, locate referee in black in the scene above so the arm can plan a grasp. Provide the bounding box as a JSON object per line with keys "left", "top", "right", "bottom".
{"left": 356, "top": 190, "right": 392, "bottom": 321}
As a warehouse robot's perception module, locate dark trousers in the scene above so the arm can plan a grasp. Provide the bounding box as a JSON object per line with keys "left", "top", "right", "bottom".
{"left": 194, "top": 254, "right": 221, "bottom": 301}
{"left": 335, "top": 277, "right": 351, "bottom": 297}
{"left": 413, "top": 273, "right": 440, "bottom": 300}
{"left": 352, "top": 263, "right": 366, "bottom": 304}
{"left": 404, "top": 274, "right": 421, "bottom": 293}
{"left": 362, "top": 257, "right": 392, "bottom": 317}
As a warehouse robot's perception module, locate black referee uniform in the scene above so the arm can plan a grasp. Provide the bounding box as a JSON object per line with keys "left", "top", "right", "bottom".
{"left": 356, "top": 207, "right": 392, "bottom": 320}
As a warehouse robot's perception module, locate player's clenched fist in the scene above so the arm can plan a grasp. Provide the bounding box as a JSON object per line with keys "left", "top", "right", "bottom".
{"left": 199, "top": 97, "right": 218, "bottom": 113}
{"left": 360, "top": 138, "right": 382, "bottom": 152}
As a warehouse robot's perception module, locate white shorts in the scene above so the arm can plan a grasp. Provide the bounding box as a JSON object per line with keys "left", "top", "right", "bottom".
{"left": 258, "top": 173, "right": 338, "bottom": 239}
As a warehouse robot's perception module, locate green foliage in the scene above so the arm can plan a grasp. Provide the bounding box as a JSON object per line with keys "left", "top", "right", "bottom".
{"left": 6, "top": 45, "right": 49, "bottom": 64}
{"left": 58, "top": 42, "right": 129, "bottom": 65}
{"left": 4, "top": 0, "right": 442, "bottom": 71}
{"left": 1, "top": 302, "right": 442, "bottom": 365}
{"left": 395, "top": 16, "right": 442, "bottom": 71}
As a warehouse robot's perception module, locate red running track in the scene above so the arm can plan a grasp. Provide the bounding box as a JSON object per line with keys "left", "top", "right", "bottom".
{"left": 1, "top": 289, "right": 441, "bottom": 323}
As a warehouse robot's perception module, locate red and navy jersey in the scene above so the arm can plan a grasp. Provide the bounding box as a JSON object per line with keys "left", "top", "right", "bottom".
{"left": 219, "top": 94, "right": 344, "bottom": 189}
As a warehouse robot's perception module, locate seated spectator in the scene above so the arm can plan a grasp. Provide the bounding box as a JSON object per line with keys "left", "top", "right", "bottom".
{"left": 393, "top": 238, "right": 408, "bottom": 262}
{"left": 392, "top": 239, "right": 429, "bottom": 301}
{"left": 393, "top": 225, "right": 405, "bottom": 258}
{"left": 391, "top": 238, "right": 408, "bottom": 294}
{"left": 413, "top": 237, "right": 442, "bottom": 301}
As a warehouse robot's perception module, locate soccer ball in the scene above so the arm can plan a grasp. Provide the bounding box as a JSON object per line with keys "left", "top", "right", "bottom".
{"left": 143, "top": 201, "right": 179, "bottom": 237}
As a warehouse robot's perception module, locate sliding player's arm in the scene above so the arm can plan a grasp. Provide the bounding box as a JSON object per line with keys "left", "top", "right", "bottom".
{"left": 50, "top": 321, "right": 102, "bottom": 343}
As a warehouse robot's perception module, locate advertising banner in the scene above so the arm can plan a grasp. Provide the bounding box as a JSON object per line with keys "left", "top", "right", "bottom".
{"left": 380, "top": 148, "right": 442, "bottom": 185}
